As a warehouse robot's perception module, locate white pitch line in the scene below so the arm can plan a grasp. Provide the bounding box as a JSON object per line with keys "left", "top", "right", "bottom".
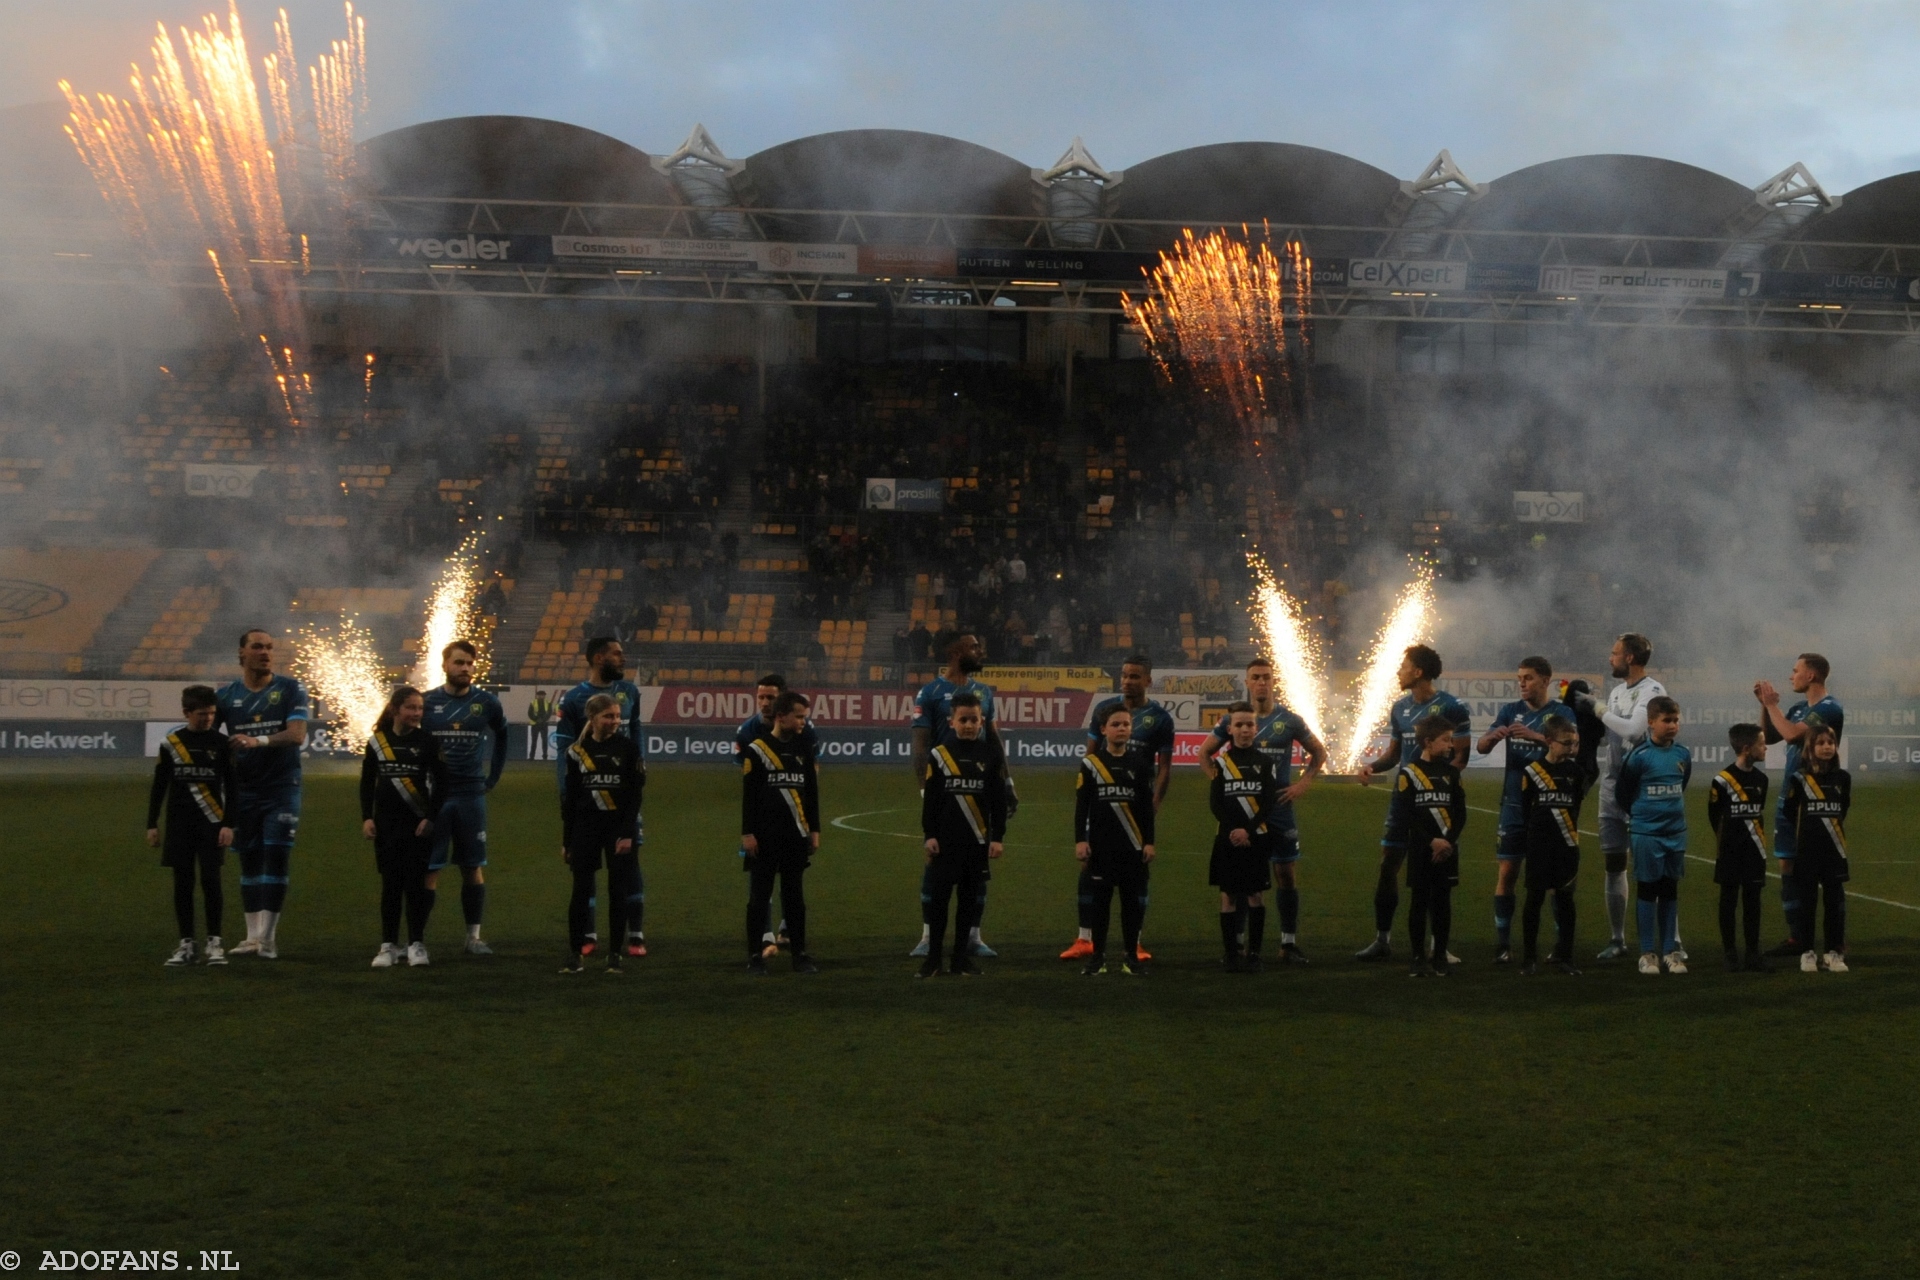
{"left": 1466, "top": 803, "right": 1920, "bottom": 913}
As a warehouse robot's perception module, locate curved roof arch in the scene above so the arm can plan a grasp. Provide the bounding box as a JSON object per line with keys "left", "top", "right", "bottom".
{"left": 359, "top": 116, "right": 675, "bottom": 206}
{"left": 741, "top": 129, "right": 1035, "bottom": 243}
{"left": 1793, "top": 171, "right": 1920, "bottom": 247}
{"left": 1112, "top": 142, "right": 1400, "bottom": 254}
{"left": 1459, "top": 154, "right": 1751, "bottom": 263}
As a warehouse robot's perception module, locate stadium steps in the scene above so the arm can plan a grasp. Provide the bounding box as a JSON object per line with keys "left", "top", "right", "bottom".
{"left": 486, "top": 541, "right": 564, "bottom": 680}
{"left": 716, "top": 470, "right": 755, "bottom": 537}
{"left": 87, "top": 550, "right": 218, "bottom": 677}
{"left": 864, "top": 606, "right": 910, "bottom": 682}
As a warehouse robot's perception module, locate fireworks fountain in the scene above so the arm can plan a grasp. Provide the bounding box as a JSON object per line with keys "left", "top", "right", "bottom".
{"left": 1130, "top": 228, "right": 1438, "bottom": 767}
{"left": 411, "top": 535, "right": 489, "bottom": 688}
{"left": 60, "top": 2, "right": 368, "bottom": 426}
{"left": 288, "top": 614, "right": 387, "bottom": 755}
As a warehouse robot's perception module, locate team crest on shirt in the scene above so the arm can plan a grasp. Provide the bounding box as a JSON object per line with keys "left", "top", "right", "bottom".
{"left": 268, "top": 690, "right": 281, "bottom": 704}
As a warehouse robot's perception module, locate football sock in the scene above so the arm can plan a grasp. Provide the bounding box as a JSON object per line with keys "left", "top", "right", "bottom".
{"left": 1278, "top": 888, "right": 1299, "bottom": 937}
{"left": 380, "top": 876, "right": 403, "bottom": 946}
{"left": 1741, "top": 883, "right": 1762, "bottom": 954}
{"left": 1605, "top": 869, "right": 1629, "bottom": 941}
{"left": 1494, "top": 892, "right": 1515, "bottom": 947}
{"left": 1551, "top": 891, "right": 1575, "bottom": 960}
{"left": 1718, "top": 884, "right": 1739, "bottom": 954}
{"left": 1219, "top": 908, "right": 1240, "bottom": 955}
{"left": 1077, "top": 927, "right": 1092, "bottom": 942}
{"left": 1824, "top": 883, "right": 1847, "bottom": 952}
{"left": 172, "top": 863, "right": 198, "bottom": 940}
{"left": 1521, "top": 887, "right": 1546, "bottom": 961}
{"left": 1373, "top": 862, "right": 1399, "bottom": 934}
{"left": 919, "top": 923, "right": 932, "bottom": 942}
{"left": 924, "top": 887, "right": 950, "bottom": 957}
{"left": 1658, "top": 899, "right": 1679, "bottom": 956}
{"left": 968, "top": 926, "right": 983, "bottom": 945}
{"left": 1247, "top": 905, "right": 1267, "bottom": 957}
{"left": 262, "top": 911, "right": 280, "bottom": 947}
{"left": 1779, "top": 878, "right": 1801, "bottom": 942}
{"left": 407, "top": 886, "right": 435, "bottom": 943}
{"left": 1636, "top": 895, "right": 1658, "bottom": 954}
{"left": 461, "top": 882, "right": 486, "bottom": 929}
{"left": 1428, "top": 887, "right": 1453, "bottom": 962}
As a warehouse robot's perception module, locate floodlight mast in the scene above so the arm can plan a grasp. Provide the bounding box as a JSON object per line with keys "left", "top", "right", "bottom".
{"left": 654, "top": 124, "right": 750, "bottom": 239}
{"left": 1718, "top": 162, "right": 1839, "bottom": 269}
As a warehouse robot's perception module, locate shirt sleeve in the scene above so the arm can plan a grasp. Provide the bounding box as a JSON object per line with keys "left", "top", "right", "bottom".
{"left": 423, "top": 736, "right": 447, "bottom": 820}
{"left": 1150, "top": 715, "right": 1176, "bottom": 760}
{"left": 1600, "top": 691, "right": 1647, "bottom": 741}
{"left": 614, "top": 742, "right": 643, "bottom": 834}
{"left": 984, "top": 746, "right": 1009, "bottom": 841}
{"left": 1447, "top": 777, "right": 1467, "bottom": 842}
{"left": 1491, "top": 702, "right": 1516, "bottom": 731}
{"left": 1616, "top": 753, "right": 1642, "bottom": 812}
{"left": 1136, "top": 770, "right": 1156, "bottom": 846}
{"left": 1706, "top": 775, "right": 1727, "bottom": 834}
{"left": 358, "top": 742, "right": 378, "bottom": 821}
{"left": 485, "top": 695, "right": 508, "bottom": 790}
{"left": 1389, "top": 769, "right": 1414, "bottom": 841}
{"left": 910, "top": 686, "right": 936, "bottom": 731}
{"left": 1448, "top": 700, "right": 1472, "bottom": 737}
{"left": 920, "top": 757, "right": 943, "bottom": 838}
{"left": 285, "top": 680, "right": 310, "bottom": 723}
{"left": 803, "top": 756, "right": 821, "bottom": 835}
{"left": 561, "top": 747, "right": 581, "bottom": 850}
{"left": 148, "top": 750, "right": 172, "bottom": 829}
{"left": 1074, "top": 762, "right": 1092, "bottom": 840}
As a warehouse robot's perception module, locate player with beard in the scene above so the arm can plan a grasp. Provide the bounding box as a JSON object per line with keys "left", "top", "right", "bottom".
{"left": 909, "top": 633, "right": 1013, "bottom": 960}
{"left": 736, "top": 673, "right": 820, "bottom": 955}
{"left": 217, "top": 630, "right": 309, "bottom": 959}
{"left": 1756, "top": 653, "right": 1845, "bottom": 958}
{"left": 555, "top": 637, "right": 647, "bottom": 956}
{"left": 1565, "top": 634, "right": 1669, "bottom": 963}
{"left": 1353, "top": 644, "right": 1470, "bottom": 961}
{"left": 1475, "top": 656, "right": 1572, "bottom": 964}
{"left": 422, "top": 642, "right": 508, "bottom": 956}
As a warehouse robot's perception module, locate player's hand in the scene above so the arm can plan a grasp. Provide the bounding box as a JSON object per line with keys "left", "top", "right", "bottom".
{"left": 1280, "top": 780, "right": 1311, "bottom": 804}
{"left": 218, "top": 826, "right": 233, "bottom": 848}
{"left": 1510, "top": 725, "right": 1547, "bottom": 743}
{"left": 741, "top": 834, "right": 758, "bottom": 856}
{"left": 145, "top": 827, "right": 159, "bottom": 848}
{"left": 561, "top": 846, "right": 571, "bottom": 864}
{"left": 1778, "top": 856, "right": 1794, "bottom": 877}
{"left": 1430, "top": 838, "right": 1453, "bottom": 860}
{"left": 615, "top": 838, "right": 633, "bottom": 854}
{"left": 924, "top": 837, "right": 940, "bottom": 858}
{"left": 988, "top": 841, "right": 1004, "bottom": 859}
{"left": 1074, "top": 841, "right": 1091, "bottom": 863}
{"left": 1756, "top": 681, "right": 1780, "bottom": 707}
{"left": 1356, "top": 764, "right": 1374, "bottom": 787}
{"left": 1005, "top": 781, "right": 1020, "bottom": 818}
{"left": 415, "top": 820, "right": 431, "bottom": 838}
{"left": 1229, "top": 828, "right": 1250, "bottom": 847}
{"left": 809, "top": 832, "right": 820, "bottom": 851}
{"left": 232, "top": 734, "right": 259, "bottom": 750}
{"left": 361, "top": 819, "right": 376, "bottom": 840}
{"left": 1142, "top": 843, "right": 1156, "bottom": 863}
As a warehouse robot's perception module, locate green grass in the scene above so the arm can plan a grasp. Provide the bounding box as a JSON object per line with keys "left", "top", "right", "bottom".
{"left": 5, "top": 764, "right": 1920, "bottom": 1279}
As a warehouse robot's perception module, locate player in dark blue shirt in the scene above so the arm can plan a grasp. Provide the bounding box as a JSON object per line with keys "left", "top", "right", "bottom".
{"left": 1202, "top": 656, "right": 1327, "bottom": 963}
{"left": 554, "top": 636, "right": 648, "bottom": 955}
{"left": 216, "top": 629, "right": 309, "bottom": 959}
{"left": 909, "top": 632, "right": 1010, "bottom": 960}
{"left": 1756, "top": 652, "right": 1844, "bottom": 957}
{"left": 422, "top": 640, "right": 508, "bottom": 956}
{"left": 1475, "top": 656, "right": 1572, "bottom": 963}
{"left": 1062, "top": 655, "right": 1176, "bottom": 961}
{"left": 1354, "top": 644, "right": 1471, "bottom": 961}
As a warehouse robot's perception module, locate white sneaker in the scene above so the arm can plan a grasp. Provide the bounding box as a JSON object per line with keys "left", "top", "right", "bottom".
{"left": 909, "top": 936, "right": 931, "bottom": 957}
{"left": 1596, "top": 940, "right": 1629, "bottom": 961}
{"left": 407, "top": 941, "right": 430, "bottom": 967}
{"left": 1664, "top": 954, "right": 1688, "bottom": 975}
{"left": 257, "top": 941, "right": 278, "bottom": 960}
{"left": 203, "top": 937, "right": 226, "bottom": 966}
{"left": 1823, "top": 950, "right": 1849, "bottom": 973}
{"left": 463, "top": 938, "right": 493, "bottom": 956}
{"left": 1800, "top": 950, "right": 1819, "bottom": 973}
{"left": 1669, "top": 944, "right": 1689, "bottom": 963}
{"left": 1445, "top": 950, "right": 1461, "bottom": 965}
{"left": 228, "top": 938, "right": 263, "bottom": 956}
{"left": 1637, "top": 953, "right": 1661, "bottom": 975}
{"left": 371, "top": 943, "right": 398, "bottom": 969}
{"left": 165, "top": 938, "right": 195, "bottom": 967}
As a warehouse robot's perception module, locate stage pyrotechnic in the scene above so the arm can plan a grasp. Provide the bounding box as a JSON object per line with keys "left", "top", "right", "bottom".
{"left": 289, "top": 615, "right": 386, "bottom": 754}
{"left": 60, "top": 2, "right": 368, "bottom": 426}
{"left": 1333, "top": 563, "right": 1439, "bottom": 773}
{"left": 1249, "top": 553, "right": 1327, "bottom": 738}
{"left": 412, "top": 535, "right": 488, "bottom": 687}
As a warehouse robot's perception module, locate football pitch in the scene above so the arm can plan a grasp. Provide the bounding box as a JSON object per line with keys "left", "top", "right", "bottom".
{"left": 5, "top": 763, "right": 1919, "bottom": 1279}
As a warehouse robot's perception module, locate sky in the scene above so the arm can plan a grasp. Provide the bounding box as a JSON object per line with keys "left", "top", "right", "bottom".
{"left": 7, "top": 0, "right": 1920, "bottom": 193}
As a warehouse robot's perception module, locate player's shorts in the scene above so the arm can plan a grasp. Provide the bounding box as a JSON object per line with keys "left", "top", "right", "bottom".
{"left": 1496, "top": 798, "right": 1526, "bottom": 860}
{"left": 1524, "top": 841, "right": 1580, "bottom": 891}
{"left": 1210, "top": 835, "right": 1272, "bottom": 895}
{"left": 1631, "top": 835, "right": 1687, "bottom": 884}
{"left": 374, "top": 822, "right": 434, "bottom": 877}
{"left": 430, "top": 792, "right": 488, "bottom": 871}
{"left": 1772, "top": 795, "right": 1798, "bottom": 859}
{"left": 161, "top": 826, "right": 225, "bottom": 870}
{"left": 1713, "top": 844, "right": 1767, "bottom": 887}
{"left": 1597, "top": 773, "right": 1629, "bottom": 852}
{"left": 233, "top": 787, "right": 300, "bottom": 854}
{"left": 1378, "top": 807, "right": 1407, "bottom": 851}
{"left": 1266, "top": 810, "right": 1302, "bottom": 864}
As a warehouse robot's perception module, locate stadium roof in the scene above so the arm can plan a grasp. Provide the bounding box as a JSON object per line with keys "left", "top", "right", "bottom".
{"left": 1457, "top": 154, "right": 1753, "bottom": 263}
{"left": 740, "top": 129, "right": 1035, "bottom": 243}
{"left": 1114, "top": 142, "right": 1400, "bottom": 252}
{"left": 1790, "top": 171, "right": 1920, "bottom": 261}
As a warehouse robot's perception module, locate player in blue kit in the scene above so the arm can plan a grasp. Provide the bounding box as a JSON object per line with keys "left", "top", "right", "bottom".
{"left": 1617, "top": 696, "right": 1692, "bottom": 975}
{"left": 910, "top": 633, "right": 1011, "bottom": 959}
{"left": 1475, "top": 656, "right": 1572, "bottom": 963}
{"left": 1756, "top": 653, "right": 1844, "bottom": 958}
{"left": 1062, "top": 655, "right": 1175, "bottom": 962}
{"left": 422, "top": 640, "right": 508, "bottom": 956}
{"left": 1353, "top": 644, "right": 1470, "bottom": 961}
{"left": 736, "top": 673, "right": 819, "bottom": 954}
{"left": 555, "top": 637, "right": 647, "bottom": 955}
{"left": 217, "top": 629, "right": 308, "bottom": 959}
{"left": 1201, "top": 656, "right": 1328, "bottom": 963}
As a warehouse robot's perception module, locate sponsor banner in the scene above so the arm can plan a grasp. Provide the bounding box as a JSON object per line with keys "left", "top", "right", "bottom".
{"left": 953, "top": 246, "right": 1162, "bottom": 281}
{"left": 1466, "top": 262, "right": 1545, "bottom": 293}
{"left": 0, "top": 679, "right": 185, "bottom": 721}
{"left": 551, "top": 236, "right": 861, "bottom": 275}
{"left": 864, "top": 478, "right": 944, "bottom": 512}
{"left": 857, "top": 245, "right": 957, "bottom": 277}
{"left": 643, "top": 684, "right": 1098, "bottom": 729}
{"left": 1752, "top": 270, "right": 1920, "bottom": 303}
{"left": 492, "top": 684, "right": 665, "bottom": 728}
{"left": 1513, "top": 491, "right": 1585, "bottom": 523}
{"left": 635, "top": 726, "right": 1086, "bottom": 765}
{"left": 979, "top": 666, "right": 1112, "bottom": 694}
{"left": 184, "top": 463, "right": 263, "bottom": 498}
{"left": 1538, "top": 265, "right": 1728, "bottom": 298}
{"left": 1171, "top": 730, "right": 1318, "bottom": 768}
{"left": 1153, "top": 668, "right": 1248, "bottom": 730}
{"left": 357, "top": 231, "right": 549, "bottom": 263}
{"left": 0, "top": 719, "right": 145, "bottom": 756}
{"left": 1349, "top": 258, "right": 1472, "bottom": 293}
